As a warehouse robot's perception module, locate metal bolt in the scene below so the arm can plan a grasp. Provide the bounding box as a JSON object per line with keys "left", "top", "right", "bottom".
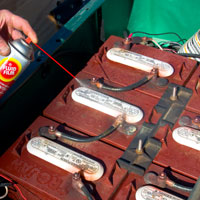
{"left": 125, "top": 125, "right": 137, "bottom": 135}
{"left": 49, "top": 126, "right": 55, "bottom": 131}
{"left": 151, "top": 67, "right": 158, "bottom": 75}
{"left": 91, "top": 77, "right": 97, "bottom": 83}
{"left": 136, "top": 139, "right": 143, "bottom": 154}
{"left": 193, "top": 116, "right": 200, "bottom": 124}
{"left": 150, "top": 67, "right": 159, "bottom": 82}
{"left": 170, "top": 86, "right": 177, "bottom": 101}
{"left": 48, "top": 126, "right": 56, "bottom": 135}
{"left": 159, "top": 172, "right": 166, "bottom": 179}
{"left": 73, "top": 172, "right": 80, "bottom": 180}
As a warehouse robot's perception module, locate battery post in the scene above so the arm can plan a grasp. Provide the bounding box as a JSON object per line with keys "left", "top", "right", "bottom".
{"left": 72, "top": 172, "right": 93, "bottom": 200}
{"left": 144, "top": 171, "right": 194, "bottom": 193}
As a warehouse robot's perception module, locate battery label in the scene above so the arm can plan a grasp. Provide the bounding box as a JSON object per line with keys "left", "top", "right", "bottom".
{"left": 27, "top": 137, "right": 104, "bottom": 180}
{"left": 173, "top": 127, "right": 200, "bottom": 150}
{"left": 0, "top": 57, "right": 22, "bottom": 82}
{"left": 72, "top": 87, "right": 143, "bottom": 123}
{"left": 136, "top": 186, "right": 183, "bottom": 200}
{"left": 106, "top": 47, "right": 174, "bottom": 77}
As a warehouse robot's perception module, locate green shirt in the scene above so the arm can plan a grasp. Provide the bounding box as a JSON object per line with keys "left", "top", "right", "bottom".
{"left": 127, "top": 0, "right": 200, "bottom": 43}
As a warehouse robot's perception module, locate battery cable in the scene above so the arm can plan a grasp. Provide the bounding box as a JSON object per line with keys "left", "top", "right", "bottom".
{"left": 90, "top": 73, "right": 154, "bottom": 92}
{"left": 39, "top": 115, "right": 123, "bottom": 143}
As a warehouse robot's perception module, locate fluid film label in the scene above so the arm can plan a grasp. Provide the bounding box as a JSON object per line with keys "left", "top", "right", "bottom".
{"left": 0, "top": 57, "right": 22, "bottom": 97}
{"left": 0, "top": 57, "right": 22, "bottom": 82}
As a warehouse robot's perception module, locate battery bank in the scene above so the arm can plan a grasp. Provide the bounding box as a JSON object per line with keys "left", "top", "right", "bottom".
{"left": 153, "top": 110, "right": 200, "bottom": 180}
{"left": 43, "top": 71, "right": 160, "bottom": 150}
{"left": 0, "top": 116, "right": 126, "bottom": 200}
{"left": 82, "top": 35, "right": 197, "bottom": 99}
{"left": 1, "top": 34, "right": 199, "bottom": 200}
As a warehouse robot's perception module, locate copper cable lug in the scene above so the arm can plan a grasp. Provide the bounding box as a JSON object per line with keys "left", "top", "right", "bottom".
{"left": 123, "top": 37, "right": 132, "bottom": 50}
{"left": 48, "top": 126, "right": 62, "bottom": 138}
{"left": 55, "top": 130, "right": 62, "bottom": 138}
{"left": 113, "top": 115, "right": 124, "bottom": 128}
{"left": 192, "top": 116, "right": 200, "bottom": 128}
{"left": 150, "top": 67, "right": 159, "bottom": 78}
{"left": 157, "top": 172, "right": 175, "bottom": 188}
{"left": 90, "top": 78, "right": 103, "bottom": 89}
{"left": 95, "top": 82, "right": 103, "bottom": 89}
{"left": 47, "top": 126, "right": 62, "bottom": 138}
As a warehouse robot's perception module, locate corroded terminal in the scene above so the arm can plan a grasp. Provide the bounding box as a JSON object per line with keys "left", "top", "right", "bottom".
{"left": 113, "top": 115, "right": 124, "bottom": 128}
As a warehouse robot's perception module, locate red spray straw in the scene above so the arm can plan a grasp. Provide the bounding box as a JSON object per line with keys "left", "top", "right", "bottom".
{"left": 25, "top": 37, "right": 76, "bottom": 79}
{"left": 25, "top": 37, "right": 32, "bottom": 44}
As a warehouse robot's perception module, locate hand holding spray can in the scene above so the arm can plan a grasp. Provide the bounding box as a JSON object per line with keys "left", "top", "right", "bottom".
{"left": 0, "top": 38, "right": 34, "bottom": 98}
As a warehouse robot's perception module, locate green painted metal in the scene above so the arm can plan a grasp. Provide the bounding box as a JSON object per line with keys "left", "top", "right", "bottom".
{"left": 102, "top": 0, "right": 133, "bottom": 40}
{"left": 64, "top": 0, "right": 105, "bottom": 32}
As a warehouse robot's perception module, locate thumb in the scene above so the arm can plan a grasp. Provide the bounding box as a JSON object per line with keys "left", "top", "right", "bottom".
{"left": 0, "top": 35, "right": 10, "bottom": 56}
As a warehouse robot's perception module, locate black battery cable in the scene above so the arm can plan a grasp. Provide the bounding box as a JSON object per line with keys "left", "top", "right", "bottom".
{"left": 144, "top": 171, "right": 193, "bottom": 192}
{"left": 39, "top": 115, "right": 123, "bottom": 143}
{"left": 91, "top": 73, "right": 154, "bottom": 92}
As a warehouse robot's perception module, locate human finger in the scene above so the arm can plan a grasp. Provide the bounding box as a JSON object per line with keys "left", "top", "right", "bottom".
{"left": 0, "top": 35, "right": 10, "bottom": 56}
{"left": 11, "top": 29, "right": 24, "bottom": 40}
{"left": 11, "top": 14, "right": 38, "bottom": 43}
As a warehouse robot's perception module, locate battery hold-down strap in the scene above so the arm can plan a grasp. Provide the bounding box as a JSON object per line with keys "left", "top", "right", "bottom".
{"left": 117, "top": 83, "right": 193, "bottom": 176}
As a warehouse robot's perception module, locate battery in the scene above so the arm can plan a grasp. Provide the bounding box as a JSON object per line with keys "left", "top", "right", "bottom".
{"left": 43, "top": 71, "right": 159, "bottom": 150}
{"left": 1, "top": 34, "right": 199, "bottom": 200}
{"left": 0, "top": 116, "right": 126, "bottom": 200}
{"left": 185, "top": 66, "right": 200, "bottom": 114}
{"left": 82, "top": 35, "right": 197, "bottom": 99}
{"left": 113, "top": 163, "right": 196, "bottom": 200}
{"left": 153, "top": 110, "right": 200, "bottom": 180}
